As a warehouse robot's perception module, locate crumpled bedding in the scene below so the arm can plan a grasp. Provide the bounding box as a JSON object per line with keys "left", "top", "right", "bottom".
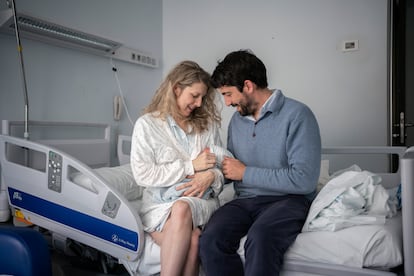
{"left": 303, "top": 166, "right": 398, "bottom": 232}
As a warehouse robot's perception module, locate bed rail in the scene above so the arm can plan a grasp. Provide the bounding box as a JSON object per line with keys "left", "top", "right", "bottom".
{"left": 401, "top": 148, "right": 414, "bottom": 276}
{"left": 117, "top": 135, "right": 132, "bottom": 166}
{"left": 321, "top": 146, "right": 406, "bottom": 189}
{"left": 0, "top": 134, "right": 144, "bottom": 262}
{"left": 1, "top": 120, "right": 111, "bottom": 168}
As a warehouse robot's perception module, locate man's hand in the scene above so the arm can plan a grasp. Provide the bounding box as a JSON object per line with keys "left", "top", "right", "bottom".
{"left": 222, "top": 156, "right": 245, "bottom": 181}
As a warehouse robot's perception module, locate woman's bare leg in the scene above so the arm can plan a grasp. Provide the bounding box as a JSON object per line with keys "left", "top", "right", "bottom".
{"left": 150, "top": 201, "right": 194, "bottom": 276}
{"left": 182, "top": 227, "right": 201, "bottom": 276}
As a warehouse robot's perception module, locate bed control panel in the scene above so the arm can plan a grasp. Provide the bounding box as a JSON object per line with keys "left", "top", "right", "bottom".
{"left": 102, "top": 192, "right": 121, "bottom": 218}
{"left": 48, "top": 151, "right": 62, "bottom": 193}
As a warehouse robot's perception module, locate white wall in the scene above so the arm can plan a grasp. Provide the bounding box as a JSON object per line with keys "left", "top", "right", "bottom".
{"left": 0, "top": 0, "right": 391, "bottom": 164}
{"left": 163, "top": 0, "right": 389, "bottom": 147}
{"left": 0, "top": 0, "right": 163, "bottom": 165}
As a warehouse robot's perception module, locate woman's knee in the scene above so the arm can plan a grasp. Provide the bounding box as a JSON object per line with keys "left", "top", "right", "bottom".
{"left": 171, "top": 201, "right": 192, "bottom": 221}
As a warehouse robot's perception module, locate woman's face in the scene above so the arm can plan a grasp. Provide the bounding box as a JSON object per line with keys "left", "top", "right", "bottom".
{"left": 175, "top": 82, "right": 207, "bottom": 118}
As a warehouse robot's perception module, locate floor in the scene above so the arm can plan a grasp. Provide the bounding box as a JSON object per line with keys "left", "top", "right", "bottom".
{"left": 0, "top": 216, "right": 129, "bottom": 276}
{"left": 51, "top": 251, "right": 129, "bottom": 276}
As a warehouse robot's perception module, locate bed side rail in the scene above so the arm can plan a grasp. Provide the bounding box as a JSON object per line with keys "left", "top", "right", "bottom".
{"left": 283, "top": 259, "right": 397, "bottom": 276}
{"left": 117, "top": 135, "right": 131, "bottom": 166}
{"left": 2, "top": 120, "right": 111, "bottom": 168}
{"left": 321, "top": 146, "right": 406, "bottom": 189}
{"left": 401, "top": 147, "right": 414, "bottom": 276}
{"left": 0, "top": 134, "right": 144, "bottom": 261}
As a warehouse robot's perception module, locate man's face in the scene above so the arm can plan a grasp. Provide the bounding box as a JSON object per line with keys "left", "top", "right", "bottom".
{"left": 218, "top": 85, "right": 255, "bottom": 116}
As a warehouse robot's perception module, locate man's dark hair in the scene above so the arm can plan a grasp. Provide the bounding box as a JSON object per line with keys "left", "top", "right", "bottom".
{"left": 211, "top": 50, "right": 268, "bottom": 92}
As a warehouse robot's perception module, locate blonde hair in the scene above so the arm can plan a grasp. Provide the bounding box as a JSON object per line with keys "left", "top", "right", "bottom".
{"left": 144, "top": 60, "right": 221, "bottom": 133}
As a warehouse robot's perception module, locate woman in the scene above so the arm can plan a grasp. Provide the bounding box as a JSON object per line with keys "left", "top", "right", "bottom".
{"left": 130, "top": 61, "right": 225, "bottom": 276}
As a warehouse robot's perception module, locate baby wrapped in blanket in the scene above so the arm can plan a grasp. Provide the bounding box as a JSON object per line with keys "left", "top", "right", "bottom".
{"left": 150, "top": 144, "right": 233, "bottom": 203}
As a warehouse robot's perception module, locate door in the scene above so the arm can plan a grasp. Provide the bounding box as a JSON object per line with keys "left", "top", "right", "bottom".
{"left": 392, "top": 0, "right": 414, "bottom": 147}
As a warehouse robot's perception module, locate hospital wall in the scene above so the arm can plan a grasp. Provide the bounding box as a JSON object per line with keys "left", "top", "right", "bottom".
{"left": 0, "top": 0, "right": 163, "bottom": 165}
{"left": 163, "top": 0, "right": 390, "bottom": 148}
{"left": 0, "top": 0, "right": 390, "bottom": 164}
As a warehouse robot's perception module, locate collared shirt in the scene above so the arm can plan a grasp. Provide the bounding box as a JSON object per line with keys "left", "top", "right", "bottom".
{"left": 245, "top": 89, "right": 277, "bottom": 122}
{"left": 167, "top": 116, "right": 195, "bottom": 156}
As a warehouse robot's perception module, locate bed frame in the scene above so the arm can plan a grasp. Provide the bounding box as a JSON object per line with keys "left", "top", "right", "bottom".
{"left": 0, "top": 137, "right": 144, "bottom": 268}
{"left": 0, "top": 121, "right": 413, "bottom": 276}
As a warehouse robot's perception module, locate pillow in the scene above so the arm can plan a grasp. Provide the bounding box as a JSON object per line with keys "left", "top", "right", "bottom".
{"left": 71, "top": 164, "right": 143, "bottom": 201}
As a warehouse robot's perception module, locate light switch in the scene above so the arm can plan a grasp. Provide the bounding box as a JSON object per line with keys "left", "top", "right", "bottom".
{"left": 342, "top": 40, "right": 359, "bottom": 52}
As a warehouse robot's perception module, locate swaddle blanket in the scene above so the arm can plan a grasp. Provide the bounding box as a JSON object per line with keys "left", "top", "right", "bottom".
{"left": 303, "top": 166, "right": 397, "bottom": 232}
{"left": 151, "top": 144, "right": 234, "bottom": 203}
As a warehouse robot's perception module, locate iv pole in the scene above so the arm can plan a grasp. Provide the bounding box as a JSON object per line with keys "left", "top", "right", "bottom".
{"left": 10, "top": 0, "right": 30, "bottom": 140}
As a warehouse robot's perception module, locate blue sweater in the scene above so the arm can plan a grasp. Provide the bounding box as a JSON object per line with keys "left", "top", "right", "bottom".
{"left": 227, "top": 90, "right": 321, "bottom": 199}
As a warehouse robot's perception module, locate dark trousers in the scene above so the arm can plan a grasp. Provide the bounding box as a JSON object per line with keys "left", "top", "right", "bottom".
{"left": 199, "top": 194, "right": 310, "bottom": 276}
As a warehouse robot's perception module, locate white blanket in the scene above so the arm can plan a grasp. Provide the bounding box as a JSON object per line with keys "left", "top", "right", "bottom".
{"left": 303, "top": 168, "right": 397, "bottom": 232}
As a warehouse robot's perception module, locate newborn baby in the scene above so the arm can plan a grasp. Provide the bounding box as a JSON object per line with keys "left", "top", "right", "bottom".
{"left": 151, "top": 145, "right": 233, "bottom": 203}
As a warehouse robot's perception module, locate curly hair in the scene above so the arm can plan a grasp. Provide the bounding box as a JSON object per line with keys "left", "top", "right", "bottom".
{"left": 144, "top": 60, "right": 221, "bottom": 133}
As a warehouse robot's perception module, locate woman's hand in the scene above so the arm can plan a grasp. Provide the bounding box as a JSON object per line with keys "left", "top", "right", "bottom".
{"left": 192, "top": 148, "right": 216, "bottom": 172}
{"left": 176, "top": 170, "right": 215, "bottom": 198}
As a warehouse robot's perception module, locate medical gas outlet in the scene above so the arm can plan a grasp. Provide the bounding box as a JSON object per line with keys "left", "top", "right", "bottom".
{"left": 110, "top": 46, "right": 158, "bottom": 68}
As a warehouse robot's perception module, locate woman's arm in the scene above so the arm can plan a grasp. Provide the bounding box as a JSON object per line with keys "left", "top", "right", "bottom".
{"left": 130, "top": 116, "right": 194, "bottom": 187}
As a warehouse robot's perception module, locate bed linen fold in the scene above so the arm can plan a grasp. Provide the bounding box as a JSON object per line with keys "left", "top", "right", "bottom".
{"left": 303, "top": 169, "right": 397, "bottom": 232}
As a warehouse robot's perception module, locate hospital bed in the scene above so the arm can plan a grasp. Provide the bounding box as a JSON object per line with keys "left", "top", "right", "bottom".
{"left": 0, "top": 121, "right": 413, "bottom": 276}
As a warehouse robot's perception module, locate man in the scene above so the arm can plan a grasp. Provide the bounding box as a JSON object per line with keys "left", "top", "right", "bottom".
{"left": 199, "top": 50, "right": 321, "bottom": 275}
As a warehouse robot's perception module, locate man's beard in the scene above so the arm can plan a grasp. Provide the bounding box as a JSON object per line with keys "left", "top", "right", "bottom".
{"left": 238, "top": 104, "right": 250, "bottom": 116}
{"left": 236, "top": 97, "right": 255, "bottom": 116}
